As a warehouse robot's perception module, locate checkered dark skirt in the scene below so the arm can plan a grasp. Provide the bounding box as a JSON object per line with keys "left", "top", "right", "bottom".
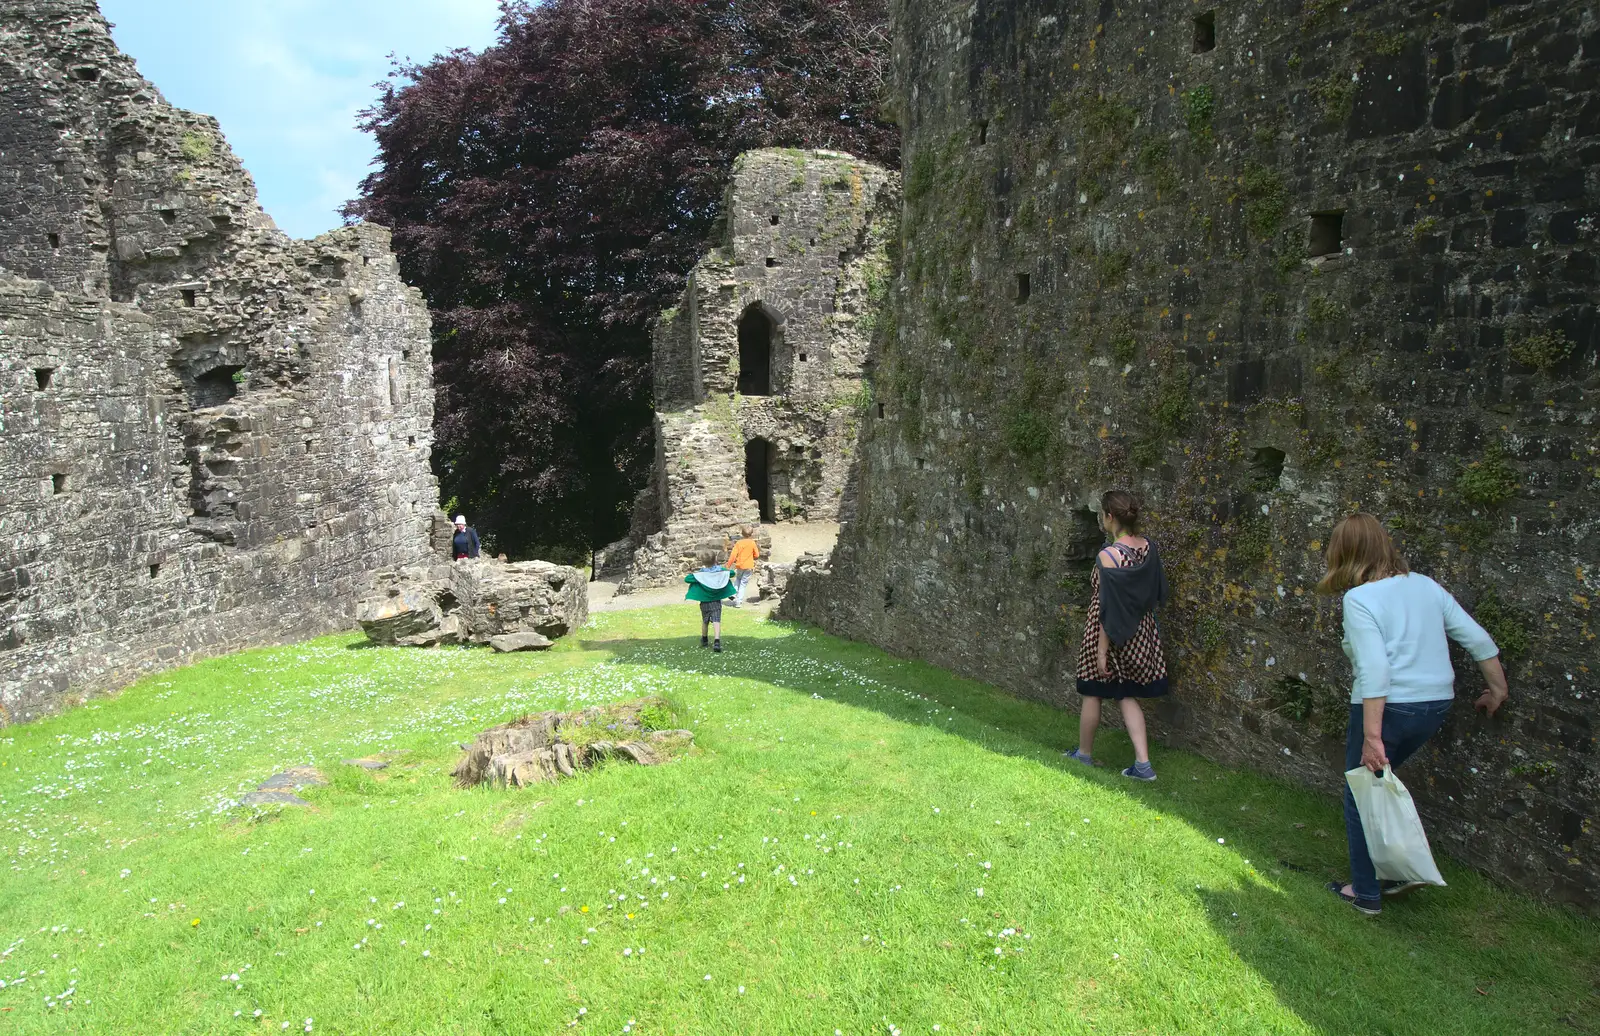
{"left": 1075, "top": 546, "right": 1169, "bottom": 700}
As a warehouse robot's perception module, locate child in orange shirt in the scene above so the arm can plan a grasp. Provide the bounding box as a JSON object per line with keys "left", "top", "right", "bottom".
{"left": 726, "top": 525, "right": 760, "bottom": 607}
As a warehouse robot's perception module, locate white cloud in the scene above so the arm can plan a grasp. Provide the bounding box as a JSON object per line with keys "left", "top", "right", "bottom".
{"left": 101, "top": 0, "right": 501, "bottom": 238}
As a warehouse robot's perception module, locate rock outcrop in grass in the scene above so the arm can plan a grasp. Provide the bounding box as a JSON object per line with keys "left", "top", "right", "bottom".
{"left": 452, "top": 697, "right": 693, "bottom": 789}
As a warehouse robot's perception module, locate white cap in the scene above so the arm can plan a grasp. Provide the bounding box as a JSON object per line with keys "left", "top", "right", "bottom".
{"left": 454, "top": 515, "right": 466, "bottom": 525}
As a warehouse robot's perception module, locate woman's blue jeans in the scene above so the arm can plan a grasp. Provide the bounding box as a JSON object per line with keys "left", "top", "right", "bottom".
{"left": 1342, "top": 699, "right": 1452, "bottom": 903}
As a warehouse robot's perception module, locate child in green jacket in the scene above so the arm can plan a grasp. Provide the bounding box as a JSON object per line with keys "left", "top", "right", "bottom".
{"left": 684, "top": 547, "right": 738, "bottom": 652}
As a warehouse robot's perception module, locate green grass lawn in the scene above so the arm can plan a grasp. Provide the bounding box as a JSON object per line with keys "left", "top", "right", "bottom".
{"left": 2, "top": 606, "right": 1595, "bottom": 1035}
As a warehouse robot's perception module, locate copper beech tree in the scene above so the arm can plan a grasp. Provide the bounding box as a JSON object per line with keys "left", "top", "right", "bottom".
{"left": 347, "top": 0, "right": 897, "bottom": 560}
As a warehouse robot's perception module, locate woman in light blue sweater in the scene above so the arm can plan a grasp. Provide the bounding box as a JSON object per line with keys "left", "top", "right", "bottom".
{"left": 1317, "top": 514, "right": 1509, "bottom": 916}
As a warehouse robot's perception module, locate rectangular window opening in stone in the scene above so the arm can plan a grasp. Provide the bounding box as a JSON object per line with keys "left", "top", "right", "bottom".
{"left": 303, "top": 439, "right": 313, "bottom": 455}
{"left": 975, "top": 119, "right": 988, "bottom": 145}
{"left": 744, "top": 437, "right": 775, "bottom": 523}
{"left": 34, "top": 368, "right": 54, "bottom": 389}
{"left": 1015, "top": 272, "right": 1031, "bottom": 303}
{"left": 181, "top": 289, "right": 196, "bottom": 307}
{"left": 837, "top": 250, "right": 849, "bottom": 266}
{"left": 51, "top": 473, "right": 67, "bottom": 495}
{"left": 149, "top": 563, "right": 160, "bottom": 579}
{"left": 769, "top": 214, "right": 780, "bottom": 225}
{"left": 407, "top": 435, "right": 416, "bottom": 446}
{"left": 1309, "top": 211, "right": 1344, "bottom": 257}
{"left": 213, "top": 214, "right": 232, "bottom": 228}
{"left": 188, "top": 364, "right": 243, "bottom": 409}
{"left": 737, "top": 305, "right": 773, "bottom": 396}
{"left": 798, "top": 351, "right": 807, "bottom": 362}
{"left": 1193, "top": 10, "right": 1216, "bottom": 53}
{"left": 53, "top": 160, "right": 66, "bottom": 176}
{"left": 876, "top": 402, "right": 885, "bottom": 419}
{"left": 915, "top": 458, "right": 926, "bottom": 470}
{"left": 47, "top": 232, "right": 60, "bottom": 248}
{"left": 883, "top": 584, "right": 895, "bottom": 611}
{"left": 72, "top": 66, "right": 100, "bottom": 81}
{"left": 387, "top": 358, "right": 400, "bottom": 406}
{"left": 159, "top": 209, "right": 177, "bottom": 225}
{"left": 765, "top": 257, "right": 778, "bottom": 268}
{"left": 1250, "top": 446, "right": 1287, "bottom": 489}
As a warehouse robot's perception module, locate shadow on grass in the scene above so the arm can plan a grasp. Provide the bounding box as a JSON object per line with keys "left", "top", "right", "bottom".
{"left": 578, "top": 621, "right": 1600, "bottom": 1035}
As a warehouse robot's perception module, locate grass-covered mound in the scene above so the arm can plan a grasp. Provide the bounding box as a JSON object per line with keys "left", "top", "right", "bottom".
{"left": 1, "top": 607, "right": 1594, "bottom": 1034}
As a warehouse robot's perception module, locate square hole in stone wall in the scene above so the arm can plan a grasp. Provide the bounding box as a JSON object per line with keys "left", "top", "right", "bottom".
{"left": 1015, "top": 272, "right": 1031, "bottom": 303}
{"left": 1250, "top": 446, "right": 1287, "bottom": 490}
{"left": 34, "top": 368, "right": 54, "bottom": 389}
{"left": 181, "top": 289, "right": 196, "bottom": 307}
{"left": 1193, "top": 10, "right": 1216, "bottom": 53}
{"left": 799, "top": 352, "right": 807, "bottom": 362}
{"left": 769, "top": 214, "right": 780, "bottom": 225}
{"left": 159, "top": 209, "right": 177, "bottom": 225}
{"left": 765, "top": 257, "right": 778, "bottom": 268}
{"left": 149, "top": 563, "right": 161, "bottom": 579}
{"left": 1309, "top": 212, "right": 1344, "bottom": 257}
{"left": 47, "top": 232, "right": 60, "bottom": 248}
{"left": 51, "top": 473, "right": 67, "bottom": 494}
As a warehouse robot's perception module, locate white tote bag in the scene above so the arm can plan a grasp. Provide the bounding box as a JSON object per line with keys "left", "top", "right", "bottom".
{"left": 1344, "top": 767, "right": 1447, "bottom": 887}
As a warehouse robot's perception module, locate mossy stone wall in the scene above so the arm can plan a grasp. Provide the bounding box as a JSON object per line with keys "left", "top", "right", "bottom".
{"left": 790, "top": 0, "right": 1599, "bottom": 909}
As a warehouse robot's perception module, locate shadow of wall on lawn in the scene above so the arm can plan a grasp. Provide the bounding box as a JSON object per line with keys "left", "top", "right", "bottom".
{"left": 574, "top": 620, "right": 1600, "bottom": 1034}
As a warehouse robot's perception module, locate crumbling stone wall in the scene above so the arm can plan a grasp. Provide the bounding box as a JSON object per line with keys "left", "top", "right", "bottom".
{"left": 0, "top": 0, "right": 440, "bottom": 720}
{"left": 614, "top": 149, "right": 897, "bottom": 590}
{"left": 789, "top": 0, "right": 1598, "bottom": 908}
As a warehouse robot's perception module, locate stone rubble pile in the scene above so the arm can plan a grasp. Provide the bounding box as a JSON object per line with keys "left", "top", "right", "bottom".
{"left": 451, "top": 697, "right": 693, "bottom": 789}
{"left": 356, "top": 558, "right": 587, "bottom": 649}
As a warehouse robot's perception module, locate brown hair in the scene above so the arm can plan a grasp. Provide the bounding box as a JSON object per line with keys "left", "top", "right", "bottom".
{"left": 739, "top": 525, "right": 752, "bottom": 538}
{"left": 1317, "top": 513, "right": 1409, "bottom": 593}
{"left": 694, "top": 546, "right": 720, "bottom": 569}
{"left": 1101, "top": 490, "right": 1142, "bottom": 534}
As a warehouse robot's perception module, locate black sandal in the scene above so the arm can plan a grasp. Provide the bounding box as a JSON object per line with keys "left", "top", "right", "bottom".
{"left": 1326, "top": 881, "right": 1381, "bottom": 916}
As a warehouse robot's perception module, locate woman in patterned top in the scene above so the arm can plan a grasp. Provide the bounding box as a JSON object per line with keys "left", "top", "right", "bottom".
{"left": 1065, "top": 490, "right": 1169, "bottom": 781}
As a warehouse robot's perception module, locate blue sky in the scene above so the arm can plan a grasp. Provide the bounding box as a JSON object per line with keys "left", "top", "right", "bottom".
{"left": 100, "top": 0, "right": 504, "bottom": 239}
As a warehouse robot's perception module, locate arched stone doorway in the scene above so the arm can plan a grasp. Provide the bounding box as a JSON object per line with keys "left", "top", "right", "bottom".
{"left": 737, "top": 305, "right": 773, "bottom": 396}
{"left": 744, "top": 437, "right": 774, "bottom": 522}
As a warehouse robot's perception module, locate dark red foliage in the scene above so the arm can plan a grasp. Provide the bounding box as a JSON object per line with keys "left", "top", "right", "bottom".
{"left": 347, "top": 0, "right": 897, "bottom": 559}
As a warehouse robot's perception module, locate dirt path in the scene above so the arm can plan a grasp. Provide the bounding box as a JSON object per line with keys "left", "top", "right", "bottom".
{"left": 587, "top": 521, "right": 838, "bottom": 612}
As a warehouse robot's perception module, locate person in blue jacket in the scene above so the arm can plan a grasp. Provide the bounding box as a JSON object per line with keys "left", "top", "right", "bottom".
{"left": 684, "top": 547, "right": 738, "bottom": 653}
{"left": 451, "top": 515, "right": 481, "bottom": 560}
{"left": 1317, "top": 513, "right": 1508, "bottom": 915}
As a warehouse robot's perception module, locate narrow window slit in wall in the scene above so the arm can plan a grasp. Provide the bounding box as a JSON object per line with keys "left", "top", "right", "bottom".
{"left": 1015, "top": 272, "right": 1031, "bottom": 303}
{"left": 51, "top": 473, "right": 68, "bottom": 495}
{"left": 159, "top": 209, "right": 177, "bottom": 225}
{"left": 407, "top": 436, "right": 416, "bottom": 446}
{"left": 1309, "top": 212, "right": 1344, "bottom": 257}
{"left": 303, "top": 439, "right": 313, "bottom": 455}
{"left": 181, "top": 289, "right": 196, "bottom": 307}
{"left": 34, "top": 368, "right": 54, "bottom": 389}
{"left": 838, "top": 251, "right": 850, "bottom": 266}
{"left": 798, "top": 352, "right": 807, "bottom": 362}
{"left": 47, "top": 232, "right": 60, "bottom": 248}
{"left": 1193, "top": 10, "right": 1217, "bottom": 53}
{"left": 975, "top": 120, "right": 989, "bottom": 145}
{"left": 765, "top": 257, "right": 778, "bottom": 268}
{"left": 883, "top": 584, "right": 895, "bottom": 611}
{"left": 1250, "top": 446, "right": 1287, "bottom": 489}
{"left": 769, "top": 214, "right": 780, "bottom": 225}
{"left": 876, "top": 402, "right": 885, "bottom": 419}
{"left": 149, "top": 563, "right": 161, "bottom": 579}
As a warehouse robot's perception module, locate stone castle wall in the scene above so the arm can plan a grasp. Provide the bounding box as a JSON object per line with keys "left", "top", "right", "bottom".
{"left": 789, "top": 0, "right": 1598, "bottom": 908}
{"left": 615, "top": 149, "right": 897, "bottom": 590}
{"left": 0, "top": 0, "right": 440, "bottom": 721}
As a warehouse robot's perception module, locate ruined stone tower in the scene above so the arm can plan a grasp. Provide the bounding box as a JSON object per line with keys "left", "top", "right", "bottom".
{"left": 789, "top": 1, "right": 1599, "bottom": 908}
{"left": 612, "top": 149, "right": 897, "bottom": 591}
{"left": 0, "top": 0, "right": 440, "bottom": 720}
